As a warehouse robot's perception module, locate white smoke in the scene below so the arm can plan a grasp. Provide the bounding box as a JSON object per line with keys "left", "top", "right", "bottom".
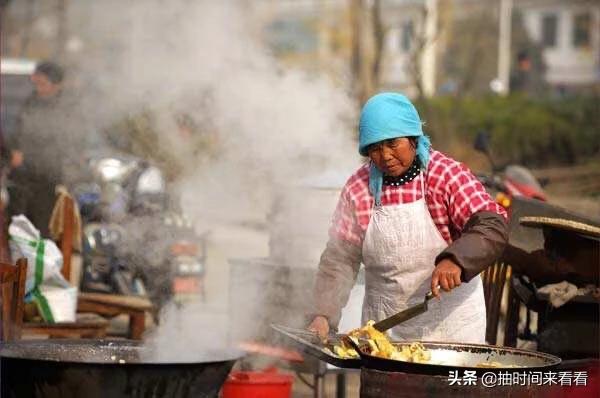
{"left": 69, "top": 0, "right": 358, "bottom": 224}
{"left": 6, "top": 0, "right": 361, "bottom": 354}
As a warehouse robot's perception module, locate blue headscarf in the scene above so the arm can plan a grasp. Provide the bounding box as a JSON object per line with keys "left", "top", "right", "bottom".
{"left": 358, "top": 92, "right": 431, "bottom": 206}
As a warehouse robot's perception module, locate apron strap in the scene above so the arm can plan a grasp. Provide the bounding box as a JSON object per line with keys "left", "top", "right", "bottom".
{"left": 419, "top": 170, "right": 428, "bottom": 212}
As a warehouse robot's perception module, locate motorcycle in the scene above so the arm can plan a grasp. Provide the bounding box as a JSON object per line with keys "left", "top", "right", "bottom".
{"left": 73, "top": 152, "right": 207, "bottom": 312}
{"left": 473, "top": 130, "right": 547, "bottom": 209}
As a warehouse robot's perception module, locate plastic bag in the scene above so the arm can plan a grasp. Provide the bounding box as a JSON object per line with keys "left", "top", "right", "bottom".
{"left": 9, "top": 215, "right": 76, "bottom": 322}
{"left": 34, "top": 285, "right": 78, "bottom": 323}
{"left": 9, "top": 215, "right": 65, "bottom": 293}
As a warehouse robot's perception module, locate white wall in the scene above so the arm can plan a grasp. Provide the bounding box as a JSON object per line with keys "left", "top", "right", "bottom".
{"left": 520, "top": 1, "right": 600, "bottom": 86}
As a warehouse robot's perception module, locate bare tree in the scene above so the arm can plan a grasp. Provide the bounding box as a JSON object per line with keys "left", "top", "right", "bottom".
{"left": 350, "top": 0, "right": 385, "bottom": 106}
{"left": 18, "top": 0, "right": 37, "bottom": 57}
{"left": 443, "top": 8, "right": 498, "bottom": 96}
{"left": 405, "top": 9, "right": 430, "bottom": 99}
{"left": 403, "top": 0, "right": 447, "bottom": 99}
{"left": 55, "top": 0, "right": 67, "bottom": 59}
{"left": 371, "top": 0, "right": 385, "bottom": 91}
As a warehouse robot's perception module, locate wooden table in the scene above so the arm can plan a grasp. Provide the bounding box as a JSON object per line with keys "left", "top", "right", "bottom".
{"left": 23, "top": 313, "right": 109, "bottom": 339}
{"left": 77, "top": 293, "right": 153, "bottom": 340}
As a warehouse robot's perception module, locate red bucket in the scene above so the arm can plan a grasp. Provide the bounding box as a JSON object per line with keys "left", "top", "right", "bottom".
{"left": 222, "top": 370, "right": 294, "bottom": 398}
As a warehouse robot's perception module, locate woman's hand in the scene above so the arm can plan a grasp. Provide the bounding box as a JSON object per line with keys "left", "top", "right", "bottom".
{"left": 307, "top": 316, "right": 330, "bottom": 340}
{"left": 431, "top": 259, "right": 462, "bottom": 297}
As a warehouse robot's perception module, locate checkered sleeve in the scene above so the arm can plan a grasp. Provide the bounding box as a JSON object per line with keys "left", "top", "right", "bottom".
{"left": 435, "top": 159, "right": 509, "bottom": 281}
{"left": 328, "top": 185, "right": 364, "bottom": 247}
{"left": 442, "top": 161, "right": 507, "bottom": 231}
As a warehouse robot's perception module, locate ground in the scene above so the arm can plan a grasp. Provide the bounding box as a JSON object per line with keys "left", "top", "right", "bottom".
{"left": 534, "top": 163, "right": 600, "bottom": 216}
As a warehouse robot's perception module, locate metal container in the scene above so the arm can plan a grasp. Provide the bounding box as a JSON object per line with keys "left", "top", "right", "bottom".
{"left": 274, "top": 325, "right": 566, "bottom": 397}
{"left": 360, "top": 367, "right": 563, "bottom": 398}
{"left": 273, "top": 326, "right": 561, "bottom": 373}
{"left": 357, "top": 340, "right": 563, "bottom": 397}
{"left": 268, "top": 170, "right": 350, "bottom": 267}
{"left": 0, "top": 339, "right": 242, "bottom": 398}
{"left": 360, "top": 357, "right": 599, "bottom": 398}
{"left": 228, "top": 258, "right": 315, "bottom": 347}
{"left": 356, "top": 341, "right": 561, "bottom": 375}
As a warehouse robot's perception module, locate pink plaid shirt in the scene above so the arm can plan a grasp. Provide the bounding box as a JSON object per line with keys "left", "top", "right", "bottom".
{"left": 329, "top": 150, "right": 507, "bottom": 246}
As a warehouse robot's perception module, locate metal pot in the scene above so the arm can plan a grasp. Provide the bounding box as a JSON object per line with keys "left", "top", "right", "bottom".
{"left": 353, "top": 341, "right": 563, "bottom": 397}
{"left": 272, "top": 324, "right": 561, "bottom": 373}
{"left": 355, "top": 341, "right": 561, "bottom": 375}
{"left": 360, "top": 354, "right": 598, "bottom": 398}
{"left": 0, "top": 339, "right": 243, "bottom": 398}
{"left": 359, "top": 367, "right": 564, "bottom": 398}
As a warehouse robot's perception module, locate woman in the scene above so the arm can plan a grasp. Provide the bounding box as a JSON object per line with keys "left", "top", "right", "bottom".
{"left": 308, "top": 93, "right": 508, "bottom": 343}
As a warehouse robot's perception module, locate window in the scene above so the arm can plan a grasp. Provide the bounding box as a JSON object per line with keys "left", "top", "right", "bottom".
{"left": 401, "top": 20, "right": 414, "bottom": 52}
{"left": 265, "top": 18, "right": 318, "bottom": 55}
{"left": 573, "top": 14, "right": 591, "bottom": 48}
{"left": 541, "top": 14, "right": 558, "bottom": 47}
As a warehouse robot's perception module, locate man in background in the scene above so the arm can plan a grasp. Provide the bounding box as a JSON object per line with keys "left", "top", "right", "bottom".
{"left": 509, "top": 51, "right": 547, "bottom": 96}
{"left": 7, "top": 61, "right": 71, "bottom": 237}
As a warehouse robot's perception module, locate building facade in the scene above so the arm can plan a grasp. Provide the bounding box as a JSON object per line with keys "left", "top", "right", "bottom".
{"left": 518, "top": 0, "right": 599, "bottom": 90}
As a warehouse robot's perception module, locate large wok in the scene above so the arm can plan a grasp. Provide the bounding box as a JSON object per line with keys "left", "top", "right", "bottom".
{"left": 354, "top": 340, "right": 560, "bottom": 375}
{"left": 0, "top": 339, "right": 243, "bottom": 398}
{"left": 274, "top": 325, "right": 567, "bottom": 397}
{"left": 272, "top": 324, "right": 561, "bottom": 373}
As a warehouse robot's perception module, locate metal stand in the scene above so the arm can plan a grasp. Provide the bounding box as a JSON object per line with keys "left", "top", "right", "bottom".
{"left": 313, "top": 373, "right": 325, "bottom": 398}
{"left": 336, "top": 373, "right": 346, "bottom": 398}
{"left": 311, "top": 369, "right": 348, "bottom": 398}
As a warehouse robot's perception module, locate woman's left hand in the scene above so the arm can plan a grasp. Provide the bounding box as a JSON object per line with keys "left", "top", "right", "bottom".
{"left": 431, "top": 259, "right": 462, "bottom": 297}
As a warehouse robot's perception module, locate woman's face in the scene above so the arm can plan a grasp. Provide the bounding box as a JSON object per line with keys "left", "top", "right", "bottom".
{"left": 367, "top": 137, "right": 416, "bottom": 176}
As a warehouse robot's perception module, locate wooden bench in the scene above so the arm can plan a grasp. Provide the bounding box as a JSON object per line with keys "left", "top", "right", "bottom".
{"left": 22, "top": 313, "right": 108, "bottom": 339}
{"left": 2, "top": 194, "right": 154, "bottom": 340}
{"left": 77, "top": 292, "right": 153, "bottom": 340}
{"left": 1, "top": 258, "right": 108, "bottom": 340}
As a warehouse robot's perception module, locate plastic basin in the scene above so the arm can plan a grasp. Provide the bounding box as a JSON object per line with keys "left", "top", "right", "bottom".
{"left": 222, "top": 370, "right": 294, "bottom": 398}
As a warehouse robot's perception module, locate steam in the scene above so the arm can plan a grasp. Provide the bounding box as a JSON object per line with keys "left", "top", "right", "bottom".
{"left": 69, "top": 0, "right": 359, "bottom": 222}
{"left": 7, "top": 0, "right": 361, "bottom": 354}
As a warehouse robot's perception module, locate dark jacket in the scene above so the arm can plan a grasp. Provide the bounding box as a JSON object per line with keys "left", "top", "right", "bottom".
{"left": 9, "top": 91, "right": 88, "bottom": 181}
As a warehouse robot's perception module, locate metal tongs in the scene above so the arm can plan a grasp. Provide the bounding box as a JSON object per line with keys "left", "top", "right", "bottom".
{"left": 371, "top": 288, "right": 438, "bottom": 332}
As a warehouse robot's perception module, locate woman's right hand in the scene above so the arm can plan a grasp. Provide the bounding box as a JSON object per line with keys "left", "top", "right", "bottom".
{"left": 307, "top": 315, "right": 330, "bottom": 340}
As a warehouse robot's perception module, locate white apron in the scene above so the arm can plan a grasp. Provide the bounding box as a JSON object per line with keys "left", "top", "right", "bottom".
{"left": 361, "top": 173, "right": 486, "bottom": 343}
